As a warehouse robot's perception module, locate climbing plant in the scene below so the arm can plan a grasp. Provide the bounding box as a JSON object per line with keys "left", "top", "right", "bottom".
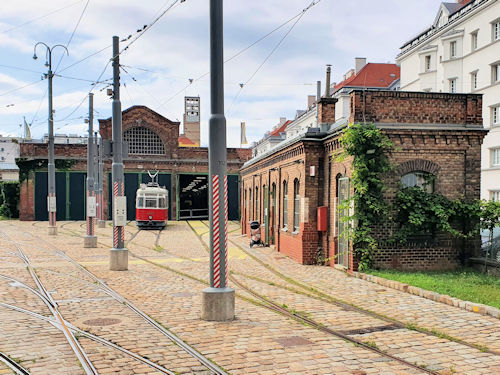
{"left": 336, "top": 123, "right": 393, "bottom": 271}
{"left": 16, "top": 158, "right": 77, "bottom": 183}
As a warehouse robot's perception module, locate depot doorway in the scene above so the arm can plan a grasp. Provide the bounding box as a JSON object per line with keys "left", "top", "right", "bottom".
{"left": 178, "top": 174, "right": 209, "bottom": 219}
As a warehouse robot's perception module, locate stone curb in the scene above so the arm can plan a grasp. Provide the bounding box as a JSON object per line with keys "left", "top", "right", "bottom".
{"left": 352, "top": 272, "right": 500, "bottom": 320}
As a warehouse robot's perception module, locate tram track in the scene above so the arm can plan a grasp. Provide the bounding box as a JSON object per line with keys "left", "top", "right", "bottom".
{"left": 19, "top": 228, "right": 228, "bottom": 375}
{"left": 196, "top": 220, "right": 500, "bottom": 355}
{"left": 0, "top": 351, "right": 30, "bottom": 375}
{"left": 0, "top": 230, "right": 99, "bottom": 375}
{"left": 25, "top": 220, "right": 499, "bottom": 373}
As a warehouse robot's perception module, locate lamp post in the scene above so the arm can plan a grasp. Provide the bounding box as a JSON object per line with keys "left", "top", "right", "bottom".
{"left": 201, "top": 0, "right": 234, "bottom": 322}
{"left": 33, "top": 42, "right": 69, "bottom": 235}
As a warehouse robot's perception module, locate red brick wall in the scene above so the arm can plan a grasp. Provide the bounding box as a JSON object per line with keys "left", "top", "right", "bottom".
{"left": 18, "top": 105, "right": 251, "bottom": 221}
{"left": 349, "top": 90, "right": 483, "bottom": 125}
{"left": 240, "top": 90, "right": 485, "bottom": 271}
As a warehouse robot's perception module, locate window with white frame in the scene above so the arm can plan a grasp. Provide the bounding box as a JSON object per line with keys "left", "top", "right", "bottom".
{"left": 123, "top": 126, "right": 165, "bottom": 155}
{"left": 493, "top": 21, "right": 500, "bottom": 41}
{"left": 471, "top": 31, "right": 478, "bottom": 51}
{"left": 449, "top": 78, "right": 457, "bottom": 93}
{"left": 492, "top": 63, "right": 500, "bottom": 83}
{"left": 450, "top": 40, "right": 457, "bottom": 58}
{"left": 491, "top": 191, "right": 500, "bottom": 202}
{"left": 493, "top": 106, "right": 500, "bottom": 125}
{"left": 425, "top": 55, "right": 431, "bottom": 71}
{"left": 492, "top": 148, "right": 500, "bottom": 166}
{"left": 471, "top": 71, "right": 478, "bottom": 90}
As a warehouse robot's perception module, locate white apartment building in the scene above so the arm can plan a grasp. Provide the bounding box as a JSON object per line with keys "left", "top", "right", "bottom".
{"left": 396, "top": 0, "right": 500, "bottom": 201}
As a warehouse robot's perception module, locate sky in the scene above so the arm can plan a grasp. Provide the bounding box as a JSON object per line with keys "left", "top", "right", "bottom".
{"left": 0, "top": 0, "right": 444, "bottom": 147}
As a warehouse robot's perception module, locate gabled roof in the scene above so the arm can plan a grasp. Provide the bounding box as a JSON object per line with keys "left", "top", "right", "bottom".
{"left": 269, "top": 120, "right": 291, "bottom": 137}
{"left": 178, "top": 135, "right": 197, "bottom": 147}
{"left": 99, "top": 105, "right": 180, "bottom": 124}
{"left": 334, "top": 63, "right": 400, "bottom": 92}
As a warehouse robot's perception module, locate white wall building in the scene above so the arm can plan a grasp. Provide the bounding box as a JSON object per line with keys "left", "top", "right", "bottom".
{"left": 0, "top": 136, "right": 20, "bottom": 181}
{"left": 396, "top": 0, "right": 500, "bottom": 201}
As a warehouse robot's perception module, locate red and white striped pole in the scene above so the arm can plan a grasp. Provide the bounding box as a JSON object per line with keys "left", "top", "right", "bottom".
{"left": 202, "top": 0, "right": 234, "bottom": 321}
{"left": 109, "top": 36, "right": 128, "bottom": 271}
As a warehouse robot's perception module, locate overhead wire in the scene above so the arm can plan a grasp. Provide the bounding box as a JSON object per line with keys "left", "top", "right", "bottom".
{"left": 155, "top": 0, "right": 321, "bottom": 111}
{"left": 120, "top": 0, "right": 182, "bottom": 54}
{"left": 54, "top": 0, "right": 186, "bottom": 125}
{"left": 0, "top": 0, "right": 83, "bottom": 34}
{"left": 226, "top": 0, "right": 320, "bottom": 115}
{"left": 54, "top": 0, "right": 91, "bottom": 72}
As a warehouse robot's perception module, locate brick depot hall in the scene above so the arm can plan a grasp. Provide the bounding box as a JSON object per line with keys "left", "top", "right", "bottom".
{"left": 241, "top": 64, "right": 486, "bottom": 272}
{"left": 18, "top": 97, "right": 251, "bottom": 222}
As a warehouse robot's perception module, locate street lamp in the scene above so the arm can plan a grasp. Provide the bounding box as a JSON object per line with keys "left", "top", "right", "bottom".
{"left": 33, "top": 42, "right": 69, "bottom": 235}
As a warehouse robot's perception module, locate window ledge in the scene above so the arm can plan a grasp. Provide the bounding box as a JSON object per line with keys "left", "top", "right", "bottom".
{"left": 292, "top": 230, "right": 300, "bottom": 235}
{"left": 281, "top": 227, "right": 288, "bottom": 232}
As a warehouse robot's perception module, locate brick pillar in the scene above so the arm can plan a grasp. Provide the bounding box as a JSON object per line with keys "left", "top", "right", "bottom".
{"left": 19, "top": 172, "right": 35, "bottom": 221}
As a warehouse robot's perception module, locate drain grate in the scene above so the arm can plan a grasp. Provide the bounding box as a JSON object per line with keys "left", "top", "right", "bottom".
{"left": 274, "top": 336, "right": 312, "bottom": 347}
{"left": 83, "top": 318, "right": 121, "bottom": 326}
{"left": 338, "top": 324, "right": 401, "bottom": 336}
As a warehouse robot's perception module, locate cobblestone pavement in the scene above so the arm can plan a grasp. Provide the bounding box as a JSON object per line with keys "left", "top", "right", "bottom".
{"left": 0, "top": 220, "right": 498, "bottom": 374}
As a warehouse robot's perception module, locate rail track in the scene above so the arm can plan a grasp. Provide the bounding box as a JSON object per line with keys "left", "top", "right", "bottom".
{"left": 25, "top": 220, "right": 500, "bottom": 373}
{"left": 18, "top": 227, "right": 227, "bottom": 375}
{"left": 0, "top": 230, "right": 99, "bottom": 375}
{"left": 0, "top": 351, "right": 30, "bottom": 375}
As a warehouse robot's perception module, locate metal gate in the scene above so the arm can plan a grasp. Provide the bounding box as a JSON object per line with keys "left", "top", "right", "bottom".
{"left": 336, "top": 177, "right": 350, "bottom": 268}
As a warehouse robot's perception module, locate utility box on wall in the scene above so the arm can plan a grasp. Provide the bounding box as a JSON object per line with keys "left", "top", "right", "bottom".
{"left": 317, "top": 206, "right": 327, "bottom": 231}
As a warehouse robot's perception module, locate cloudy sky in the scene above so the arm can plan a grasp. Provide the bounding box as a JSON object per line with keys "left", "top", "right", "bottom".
{"left": 0, "top": 0, "right": 443, "bottom": 147}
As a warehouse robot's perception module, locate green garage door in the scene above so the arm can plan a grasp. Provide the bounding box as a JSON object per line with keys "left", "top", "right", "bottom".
{"left": 34, "top": 171, "right": 86, "bottom": 221}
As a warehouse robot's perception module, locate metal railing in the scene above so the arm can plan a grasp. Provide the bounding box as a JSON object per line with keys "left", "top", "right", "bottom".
{"left": 179, "top": 208, "right": 209, "bottom": 219}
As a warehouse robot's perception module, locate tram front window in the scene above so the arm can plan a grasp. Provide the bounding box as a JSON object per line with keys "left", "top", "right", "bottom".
{"left": 137, "top": 197, "right": 144, "bottom": 208}
{"left": 158, "top": 197, "right": 166, "bottom": 208}
{"left": 145, "top": 198, "right": 156, "bottom": 208}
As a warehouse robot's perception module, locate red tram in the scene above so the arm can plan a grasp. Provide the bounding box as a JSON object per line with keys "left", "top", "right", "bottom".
{"left": 135, "top": 177, "right": 168, "bottom": 229}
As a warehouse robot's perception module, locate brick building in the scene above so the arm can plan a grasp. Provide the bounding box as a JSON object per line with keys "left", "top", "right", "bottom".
{"left": 240, "top": 90, "right": 486, "bottom": 271}
{"left": 18, "top": 105, "right": 251, "bottom": 222}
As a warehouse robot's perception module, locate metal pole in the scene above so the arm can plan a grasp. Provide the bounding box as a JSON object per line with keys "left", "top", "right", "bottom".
{"left": 109, "top": 36, "right": 128, "bottom": 271}
{"left": 84, "top": 94, "right": 97, "bottom": 247}
{"left": 201, "top": 0, "right": 235, "bottom": 322}
{"left": 34, "top": 42, "right": 68, "bottom": 235}
{"left": 47, "top": 53, "right": 57, "bottom": 235}
{"left": 98, "top": 134, "right": 105, "bottom": 227}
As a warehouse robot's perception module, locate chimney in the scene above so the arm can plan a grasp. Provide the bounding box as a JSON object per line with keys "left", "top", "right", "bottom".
{"left": 279, "top": 117, "right": 286, "bottom": 126}
{"left": 355, "top": 57, "right": 367, "bottom": 74}
{"left": 324, "top": 65, "right": 331, "bottom": 98}
{"left": 307, "top": 95, "right": 316, "bottom": 108}
{"left": 316, "top": 81, "right": 321, "bottom": 101}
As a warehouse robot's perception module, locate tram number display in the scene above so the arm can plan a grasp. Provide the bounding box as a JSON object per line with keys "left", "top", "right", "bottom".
{"left": 113, "top": 196, "right": 127, "bottom": 226}
{"left": 87, "top": 196, "right": 97, "bottom": 217}
{"left": 47, "top": 196, "right": 57, "bottom": 213}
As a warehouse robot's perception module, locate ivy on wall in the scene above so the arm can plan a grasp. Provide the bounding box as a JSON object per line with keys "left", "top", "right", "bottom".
{"left": 337, "top": 123, "right": 500, "bottom": 271}
{"left": 16, "top": 158, "right": 77, "bottom": 183}
{"left": 336, "top": 123, "right": 393, "bottom": 271}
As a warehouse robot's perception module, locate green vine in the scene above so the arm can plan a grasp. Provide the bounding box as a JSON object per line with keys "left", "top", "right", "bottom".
{"left": 16, "top": 158, "right": 77, "bottom": 183}
{"left": 393, "top": 187, "right": 481, "bottom": 243}
{"left": 336, "top": 123, "right": 393, "bottom": 271}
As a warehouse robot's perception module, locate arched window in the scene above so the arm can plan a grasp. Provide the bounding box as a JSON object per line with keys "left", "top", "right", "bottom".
{"left": 401, "top": 171, "right": 434, "bottom": 193}
{"left": 282, "top": 180, "right": 288, "bottom": 229}
{"left": 293, "top": 179, "right": 300, "bottom": 232}
{"left": 123, "top": 126, "right": 165, "bottom": 155}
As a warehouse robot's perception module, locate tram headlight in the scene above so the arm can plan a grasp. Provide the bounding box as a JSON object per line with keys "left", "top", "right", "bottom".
{"left": 149, "top": 215, "right": 152, "bottom": 220}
